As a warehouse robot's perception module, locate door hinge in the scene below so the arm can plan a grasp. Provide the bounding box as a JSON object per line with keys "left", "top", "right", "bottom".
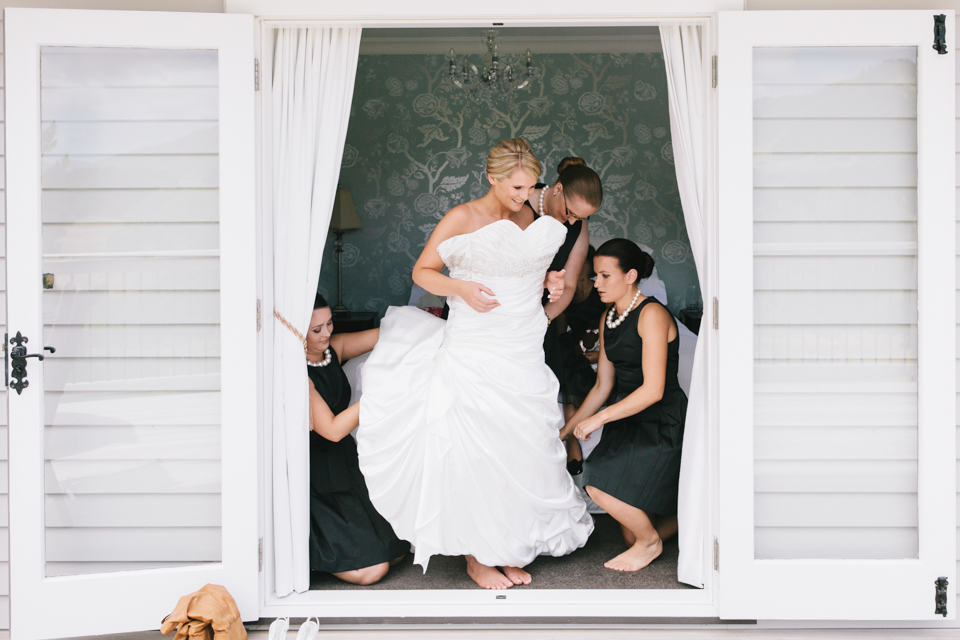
{"left": 254, "top": 58, "right": 261, "bottom": 91}
{"left": 713, "top": 537, "right": 719, "bottom": 571}
{"left": 712, "top": 55, "right": 718, "bottom": 88}
{"left": 934, "top": 14, "right": 948, "bottom": 55}
{"left": 259, "top": 538, "right": 264, "bottom": 572}
{"left": 935, "top": 576, "right": 949, "bottom": 616}
{"left": 712, "top": 297, "right": 719, "bottom": 330}
{"left": 257, "top": 299, "right": 262, "bottom": 331}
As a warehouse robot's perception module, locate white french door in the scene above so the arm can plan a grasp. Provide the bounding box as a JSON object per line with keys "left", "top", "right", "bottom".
{"left": 4, "top": 8, "right": 258, "bottom": 639}
{"left": 718, "top": 10, "right": 956, "bottom": 620}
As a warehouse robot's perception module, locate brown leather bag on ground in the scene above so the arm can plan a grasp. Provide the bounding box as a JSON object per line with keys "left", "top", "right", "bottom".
{"left": 160, "top": 583, "right": 248, "bottom": 640}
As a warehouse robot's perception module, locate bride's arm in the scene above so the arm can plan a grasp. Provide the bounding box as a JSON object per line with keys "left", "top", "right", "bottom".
{"left": 413, "top": 206, "right": 500, "bottom": 313}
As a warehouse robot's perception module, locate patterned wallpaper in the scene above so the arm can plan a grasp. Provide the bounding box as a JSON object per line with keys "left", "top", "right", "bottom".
{"left": 319, "top": 52, "right": 700, "bottom": 317}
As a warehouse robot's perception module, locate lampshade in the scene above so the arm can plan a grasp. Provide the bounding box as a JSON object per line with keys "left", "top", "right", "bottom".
{"left": 330, "top": 189, "right": 363, "bottom": 231}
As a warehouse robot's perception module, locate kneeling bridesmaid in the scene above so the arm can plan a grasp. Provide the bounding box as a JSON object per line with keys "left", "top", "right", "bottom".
{"left": 560, "top": 239, "right": 687, "bottom": 572}
{"left": 305, "top": 294, "right": 409, "bottom": 585}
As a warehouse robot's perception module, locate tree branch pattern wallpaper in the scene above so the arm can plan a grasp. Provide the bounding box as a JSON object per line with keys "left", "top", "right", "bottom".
{"left": 320, "top": 51, "right": 700, "bottom": 317}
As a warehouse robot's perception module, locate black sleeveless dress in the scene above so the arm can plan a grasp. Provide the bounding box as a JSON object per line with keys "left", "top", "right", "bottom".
{"left": 557, "top": 288, "right": 605, "bottom": 404}
{"left": 524, "top": 183, "right": 584, "bottom": 387}
{"left": 308, "top": 349, "right": 409, "bottom": 573}
{"left": 583, "top": 298, "right": 687, "bottom": 516}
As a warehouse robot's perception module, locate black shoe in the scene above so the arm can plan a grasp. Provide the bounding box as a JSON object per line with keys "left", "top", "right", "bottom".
{"left": 566, "top": 458, "right": 583, "bottom": 476}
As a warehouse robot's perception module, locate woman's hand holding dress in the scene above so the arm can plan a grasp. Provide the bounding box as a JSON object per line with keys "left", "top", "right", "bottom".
{"left": 458, "top": 280, "right": 500, "bottom": 313}
{"left": 544, "top": 269, "right": 566, "bottom": 303}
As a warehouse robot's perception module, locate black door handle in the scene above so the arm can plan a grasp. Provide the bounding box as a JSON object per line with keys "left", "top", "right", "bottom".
{"left": 7, "top": 332, "right": 55, "bottom": 395}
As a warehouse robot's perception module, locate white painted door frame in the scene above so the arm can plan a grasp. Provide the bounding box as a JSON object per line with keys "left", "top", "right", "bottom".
{"left": 4, "top": 8, "right": 259, "bottom": 639}
{"left": 252, "top": 11, "right": 722, "bottom": 621}
{"left": 717, "top": 9, "right": 956, "bottom": 621}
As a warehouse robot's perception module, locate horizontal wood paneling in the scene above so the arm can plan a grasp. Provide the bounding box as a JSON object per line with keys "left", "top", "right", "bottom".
{"left": 753, "top": 46, "right": 919, "bottom": 561}
{"left": 755, "top": 461, "right": 917, "bottom": 493}
{"left": 43, "top": 325, "right": 220, "bottom": 357}
{"left": 40, "top": 257, "right": 219, "bottom": 291}
{"left": 755, "top": 291, "right": 917, "bottom": 325}
{"left": 43, "top": 358, "right": 220, "bottom": 391}
{"left": 43, "top": 189, "right": 218, "bottom": 223}
{"left": 754, "top": 325, "right": 916, "bottom": 360}
{"left": 45, "top": 527, "right": 220, "bottom": 562}
{"left": 756, "top": 256, "right": 917, "bottom": 290}
{"left": 43, "top": 121, "right": 218, "bottom": 155}
{"left": 754, "top": 118, "right": 916, "bottom": 153}
{"left": 755, "top": 84, "right": 916, "bottom": 118}
{"left": 44, "top": 391, "right": 220, "bottom": 426}
{"left": 45, "top": 426, "right": 220, "bottom": 460}
{"left": 755, "top": 187, "right": 917, "bottom": 222}
{"left": 754, "top": 47, "right": 917, "bottom": 85}
{"left": 755, "top": 392, "right": 916, "bottom": 427}
{"left": 41, "top": 155, "right": 217, "bottom": 189}
{"left": 754, "top": 153, "right": 916, "bottom": 188}
{"left": 45, "top": 460, "right": 220, "bottom": 494}
{"left": 42, "top": 291, "right": 220, "bottom": 324}
{"left": 755, "top": 425, "right": 917, "bottom": 460}
{"left": 43, "top": 223, "right": 219, "bottom": 255}
{"left": 45, "top": 494, "right": 220, "bottom": 526}
{"left": 41, "top": 48, "right": 217, "bottom": 88}
{"left": 42, "top": 88, "right": 218, "bottom": 121}
{"left": 754, "top": 221, "right": 916, "bottom": 244}
{"left": 756, "top": 527, "right": 919, "bottom": 560}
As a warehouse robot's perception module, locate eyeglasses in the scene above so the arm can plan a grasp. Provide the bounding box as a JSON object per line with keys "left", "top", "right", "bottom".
{"left": 560, "top": 191, "right": 588, "bottom": 222}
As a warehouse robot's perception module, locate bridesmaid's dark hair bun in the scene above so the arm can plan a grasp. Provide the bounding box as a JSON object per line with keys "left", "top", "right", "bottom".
{"left": 555, "top": 157, "right": 603, "bottom": 209}
{"left": 595, "top": 238, "right": 654, "bottom": 281}
{"left": 557, "top": 156, "right": 587, "bottom": 175}
{"left": 314, "top": 293, "right": 330, "bottom": 311}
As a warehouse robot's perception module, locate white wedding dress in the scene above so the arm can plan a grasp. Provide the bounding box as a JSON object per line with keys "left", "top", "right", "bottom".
{"left": 357, "top": 214, "right": 594, "bottom": 570}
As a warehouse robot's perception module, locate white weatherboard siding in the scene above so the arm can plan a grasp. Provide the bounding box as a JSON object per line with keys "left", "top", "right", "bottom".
{"left": 35, "top": 45, "right": 223, "bottom": 580}
{"left": 954, "top": 40, "right": 960, "bottom": 618}
{"left": 753, "top": 46, "right": 920, "bottom": 560}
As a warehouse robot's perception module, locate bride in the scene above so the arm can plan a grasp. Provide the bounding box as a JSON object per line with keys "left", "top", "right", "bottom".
{"left": 357, "top": 138, "right": 594, "bottom": 589}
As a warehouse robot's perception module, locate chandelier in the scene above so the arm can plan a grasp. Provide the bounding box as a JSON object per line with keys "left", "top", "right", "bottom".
{"left": 447, "top": 30, "right": 540, "bottom": 101}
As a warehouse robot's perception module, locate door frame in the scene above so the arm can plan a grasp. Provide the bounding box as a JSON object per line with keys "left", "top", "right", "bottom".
{"left": 249, "top": 8, "right": 722, "bottom": 621}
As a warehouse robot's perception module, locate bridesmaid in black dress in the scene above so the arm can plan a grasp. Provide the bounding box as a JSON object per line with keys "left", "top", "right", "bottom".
{"left": 306, "top": 294, "right": 409, "bottom": 585}
{"left": 561, "top": 240, "right": 687, "bottom": 572}
{"left": 523, "top": 157, "right": 604, "bottom": 474}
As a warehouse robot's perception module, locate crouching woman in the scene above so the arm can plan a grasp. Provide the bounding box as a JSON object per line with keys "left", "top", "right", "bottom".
{"left": 306, "top": 294, "right": 409, "bottom": 585}
{"left": 560, "top": 240, "right": 687, "bottom": 572}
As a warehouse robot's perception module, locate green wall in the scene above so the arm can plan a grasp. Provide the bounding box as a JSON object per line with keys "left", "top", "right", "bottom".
{"left": 320, "top": 52, "right": 700, "bottom": 316}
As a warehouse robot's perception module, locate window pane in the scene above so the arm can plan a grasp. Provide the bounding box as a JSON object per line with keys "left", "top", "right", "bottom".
{"left": 40, "top": 47, "right": 222, "bottom": 576}
{"left": 753, "top": 47, "right": 918, "bottom": 560}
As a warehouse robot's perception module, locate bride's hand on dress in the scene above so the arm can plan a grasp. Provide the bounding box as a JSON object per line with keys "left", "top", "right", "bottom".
{"left": 573, "top": 414, "right": 605, "bottom": 441}
{"left": 459, "top": 280, "right": 500, "bottom": 313}
{"left": 545, "top": 270, "right": 566, "bottom": 302}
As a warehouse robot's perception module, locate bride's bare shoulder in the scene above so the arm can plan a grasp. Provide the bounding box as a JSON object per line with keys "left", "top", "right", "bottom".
{"left": 437, "top": 201, "right": 482, "bottom": 235}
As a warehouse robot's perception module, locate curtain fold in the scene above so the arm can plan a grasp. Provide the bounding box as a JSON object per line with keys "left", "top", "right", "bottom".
{"left": 661, "top": 25, "right": 708, "bottom": 589}
{"left": 271, "top": 26, "right": 362, "bottom": 596}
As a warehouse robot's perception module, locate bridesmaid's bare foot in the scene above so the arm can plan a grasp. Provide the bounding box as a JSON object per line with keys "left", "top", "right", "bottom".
{"left": 466, "top": 555, "right": 513, "bottom": 590}
{"left": 604, "top": 538, "right": 663, "bottom": 572}
{"left": 503, "top": 566, "right": 532, "bottom": 585}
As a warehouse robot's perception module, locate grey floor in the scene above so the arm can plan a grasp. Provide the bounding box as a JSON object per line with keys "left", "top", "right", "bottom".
{"left": 309, "top": 514, "right": 690, "bottom": 590}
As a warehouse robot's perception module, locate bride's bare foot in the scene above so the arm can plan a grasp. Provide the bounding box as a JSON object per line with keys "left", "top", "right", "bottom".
{"left": 466, "top": 555, "right": 513, "bottom": 590}
{"left": 503, "top": 566, "right": 532, "bottom": 585}
{"left": 604, "top": 538, "right": 663, "bottom": 572}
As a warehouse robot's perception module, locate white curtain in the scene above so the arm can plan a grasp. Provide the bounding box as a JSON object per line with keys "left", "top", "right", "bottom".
{"left": 271, "top": 26, "right": 361, "bottom": 596}
{"left": 661, "top": 25, "right": 708, "bottom": 589}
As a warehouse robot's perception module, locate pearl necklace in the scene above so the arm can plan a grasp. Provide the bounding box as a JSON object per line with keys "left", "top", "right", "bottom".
{"left": 307, "top": 348, "right": 332, "bottom": 368}
{"left": 606, "top": 289, "right": 642, "bottom": 329}
{"left": 538, "top": 188, "right": 547, "bottom": 217}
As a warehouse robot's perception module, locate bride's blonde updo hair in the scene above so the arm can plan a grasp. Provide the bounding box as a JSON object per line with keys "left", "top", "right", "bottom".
{"left": 486, "top": 138, "right": 542, "bottom": 181}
